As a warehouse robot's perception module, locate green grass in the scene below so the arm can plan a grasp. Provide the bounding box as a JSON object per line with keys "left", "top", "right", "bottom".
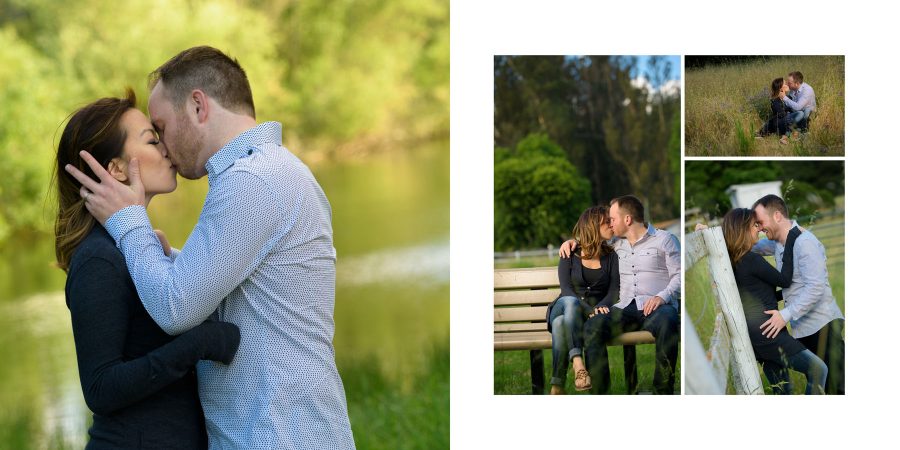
{"left": 494, "top": 346, "right": 680, "bottom": 395}
{"left": 342, "top": 342, "right": 449, "bottom": 449}
{"left": 685, "top": 216, "right": 844, "bottom": 394}
{"left": 685, "top": 56, "right": 844, "bottom": 156}
{"left": 494, "top": 256, "right": 558, "bottom": 269}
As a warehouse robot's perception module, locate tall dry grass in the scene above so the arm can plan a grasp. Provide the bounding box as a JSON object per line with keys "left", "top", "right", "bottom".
{"left": 685, "top": 56, "right": 844, "bottom": 156}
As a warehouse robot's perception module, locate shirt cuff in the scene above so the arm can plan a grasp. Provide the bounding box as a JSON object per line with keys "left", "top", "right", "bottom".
{"left": 104, "top": 205, "right": 151, "bottom": 247}
{"left": 779, "top": 308, "right": 793, "bottom": 323}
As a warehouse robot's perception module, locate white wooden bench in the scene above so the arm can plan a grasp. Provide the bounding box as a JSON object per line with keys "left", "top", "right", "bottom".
{"left": 494, "top": 267, "right": 655, "bottom": 394}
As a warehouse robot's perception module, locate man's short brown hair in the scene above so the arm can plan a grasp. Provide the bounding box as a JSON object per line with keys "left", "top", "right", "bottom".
{"left": 610, "top": 195, "right": 645, "bottom": 223}
{"left": 752, "top": 194, "right": 789, "bottom": 218}
{"left": 788, "top": 71, "right": 804, "bottom": 84}
{"left": 149, "top": 46, "right": 255, "bottom": 118}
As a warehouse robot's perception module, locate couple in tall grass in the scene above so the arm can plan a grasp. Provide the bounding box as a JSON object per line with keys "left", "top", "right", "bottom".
{"left": 757, "top": 71, "right": 817, "bottom": 145}
{"left": 698, "top": 194, "right": 844, "bottom": 394}
{"left": 546, "top": 196, "right": 681, "bottom": 395}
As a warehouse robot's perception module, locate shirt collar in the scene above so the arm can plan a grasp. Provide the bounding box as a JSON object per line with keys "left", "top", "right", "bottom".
{"left": 622, "top": 222, "right": 656, "bottom": 245}
{"left": 205, "top": 121, "right": 283, "bottom": 181}
{"left": 635, "top": 223, "right": 657, "bottom": 244}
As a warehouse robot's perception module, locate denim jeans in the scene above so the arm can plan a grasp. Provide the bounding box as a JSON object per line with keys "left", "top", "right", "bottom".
{"left": 787, "top": 108, "right": 813, "bottom": 129}
{"left": 548, "top": 296, "right": 584, "bottom": 386}
{"left": 583, "top": 300, "right": 680, "bottom": 394}
{"left": 762, "top": 349, "right": 828, "bottom": 395}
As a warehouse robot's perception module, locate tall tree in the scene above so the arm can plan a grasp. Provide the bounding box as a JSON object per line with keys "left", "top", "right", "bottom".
{"left": 494, "top": 55, "right": 680, "bottom": 226}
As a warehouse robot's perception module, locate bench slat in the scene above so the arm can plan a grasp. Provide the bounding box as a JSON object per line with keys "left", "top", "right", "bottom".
{"left": 494, "top": 268, "right": 558, "bottom": 290}
{"left": 612, "top": 331, "right": 655, "bottom": 346}
{"left": 494, "top": 330, "right": 655, "bottom": 351}
{"left": 494, "top": 331, "right": 551, "bottom": 350}
{"left": 494, "top": 289, "right": 559, "bottom": 306}
{"left": 494, "top": 306, "right": 546, "bottom": 323}
{"left": 495, "top": 322, "right": 547, "bottom": 333}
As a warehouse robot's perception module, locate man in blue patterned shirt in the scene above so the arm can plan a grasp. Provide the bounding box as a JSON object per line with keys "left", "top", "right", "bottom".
{"left": 783, "top": 71, "right": 817, "bottom": 132}
{"left": 752, "top": 194, "right": 844, "bottom": 394}
{"left": 559, "top": 195, "right": 681, "bottom": 394}
{"left": 65, "top": 46, "right": 356, "bottom": 448}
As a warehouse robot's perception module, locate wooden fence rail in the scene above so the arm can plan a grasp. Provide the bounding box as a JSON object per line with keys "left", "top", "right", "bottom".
{"left": 685, "top": 226, "right": 763, "bottom": 395}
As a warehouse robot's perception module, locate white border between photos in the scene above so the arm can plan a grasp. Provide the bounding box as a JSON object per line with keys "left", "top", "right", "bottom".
{"left": 451, "top": 1, "right": 899, "bottom": 448}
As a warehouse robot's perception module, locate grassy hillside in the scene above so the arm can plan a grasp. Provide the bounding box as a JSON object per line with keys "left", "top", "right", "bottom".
{"left": 685, "top": 56, "right": 844, "bottom": 156}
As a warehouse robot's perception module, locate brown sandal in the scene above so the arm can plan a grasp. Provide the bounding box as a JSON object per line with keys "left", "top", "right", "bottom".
{"left": 574, "top": 369, "right": 592, "bottom": 391}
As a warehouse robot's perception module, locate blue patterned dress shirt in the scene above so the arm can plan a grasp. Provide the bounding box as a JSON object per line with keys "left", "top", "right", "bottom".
{"left": 783, "top": 82, "right": 817, "bottom": 113}
{"left": 752, "top": 221, "right": 843, "bottom": 339}
{"left": 104, "top": 122, "right": 355, "bottom": 449}
{"left": 610, "top": 224, "right": 682, "bottom": 311}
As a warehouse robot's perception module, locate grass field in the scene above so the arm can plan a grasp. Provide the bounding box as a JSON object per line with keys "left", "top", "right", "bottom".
{"left": 343, "top": 342, "right": 449, "bottom": 449}
{"left": 685, "top": 216, "right": 844, "bottom": 394}
{"left": 494, "top": 257, "right": 681, "bottom": 395}
{"left": 685, "top": 56, "right": 844, "bottom": 156}
{"left": 494, "top": 256, "right": 558, "bottom": 270}
{"left": 494, "top": 345, "right": 681, "bottom": 395}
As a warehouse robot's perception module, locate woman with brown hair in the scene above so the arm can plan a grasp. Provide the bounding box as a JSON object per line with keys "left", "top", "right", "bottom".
{"left": 718, "top": 208, "right": 826, "bottom": 394}
{"left": 546, "top": 206, "right": 618, "bottom": 394}
{"left": 757, "top": 77, "right": 795, "bottom": 145}
{"left": 55, "top": 89, "right": 240, "bottom": 448}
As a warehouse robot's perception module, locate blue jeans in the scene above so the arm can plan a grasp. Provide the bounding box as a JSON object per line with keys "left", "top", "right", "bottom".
{"left": 762, "top": 349, "right": 828, "bottom": 395}
{"left": 787, "top": 108, "right": 813, "bottom": 129}
{"left": 583, "top": 301, "right": 680, "bottom": 394}
{"left": 548, "top": 296, "right": 584, "bottom": 386}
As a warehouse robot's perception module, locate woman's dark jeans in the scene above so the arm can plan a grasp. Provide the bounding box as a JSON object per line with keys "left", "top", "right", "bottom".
{"left": 548, "top": 296, "right": 584, "bottom": 387}
{"left": 762, "top": 349, "right": 828, "bottom": 395}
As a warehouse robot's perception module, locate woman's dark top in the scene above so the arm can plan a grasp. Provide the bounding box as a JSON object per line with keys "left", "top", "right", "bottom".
{"left": 546, "top": 247, "right": 619, "bottom": 331}
{"left": 760, "top": 97, "right": 793, "bottom": 136}
{"left": 65, "top": 225, "right": 241, "bottom": 449}
{"left": 732, "top": 226, "right": 803, "bottom": 366}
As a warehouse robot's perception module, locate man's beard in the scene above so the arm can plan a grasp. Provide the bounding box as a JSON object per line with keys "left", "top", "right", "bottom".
{"left": 171, "top": 121, "right": 203, "bottom": 179}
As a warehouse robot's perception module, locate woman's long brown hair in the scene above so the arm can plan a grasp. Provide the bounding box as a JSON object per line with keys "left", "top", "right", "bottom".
{"left": 770, "top": 77, "right": 785, "bottom": 99}
{"left": 573, "top": 206, "right": 613, "bottom": 261}
{"left": 53, "top": 89, "right": 136, "bottom": 271}
{"left": 722, "top": 208, "right": 757, "bottom": 265}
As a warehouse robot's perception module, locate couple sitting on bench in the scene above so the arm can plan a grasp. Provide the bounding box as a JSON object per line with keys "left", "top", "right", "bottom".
{"left": 547, "top": 195, "right": 681, "bottom": 395}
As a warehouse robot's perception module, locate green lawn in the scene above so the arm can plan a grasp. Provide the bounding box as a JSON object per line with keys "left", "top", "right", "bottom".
{"left": 494, "top": 256, "right": 558, "bottom": 270}
{"left": 685, "top": 217, "right": 844, "bottom": 394}
{"left": 343, "top": 342, "right": 449, "bottom": 449}
{"left": 494, "top": 345, "right": 680, "bottom": 395}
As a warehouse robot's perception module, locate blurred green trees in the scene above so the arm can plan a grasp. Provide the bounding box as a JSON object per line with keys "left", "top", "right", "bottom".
{"left": 0, "top": 0, "right": 448, "bottom": 241}
{"left": 685, "top": 160, "right": 845, "bottom": 219}
{"left": 494, "top": 134, "right": 591, "bottom": 251}
{"left": 494, "top": 55, "right": 681, "bottom": 226}
{"left": 494, "top": 56, "right": 680, "bottom": 250}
